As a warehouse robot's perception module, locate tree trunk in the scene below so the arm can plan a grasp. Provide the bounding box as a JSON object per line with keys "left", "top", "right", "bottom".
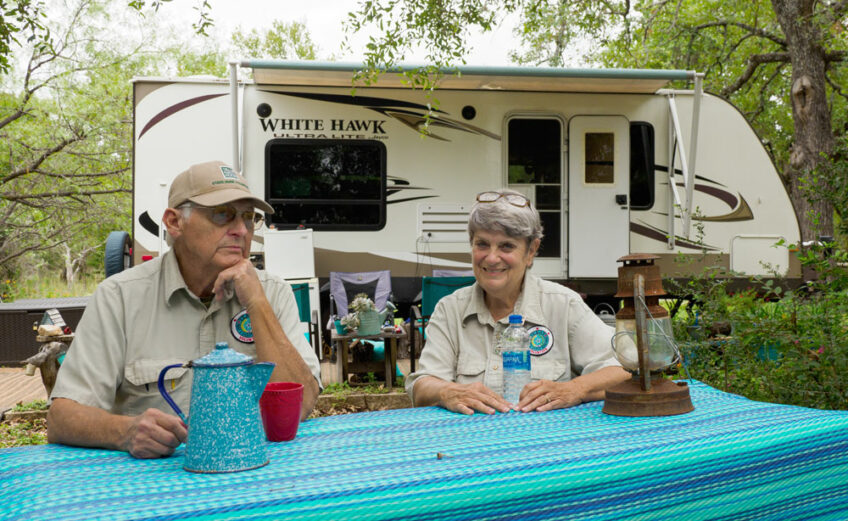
{"left": 771, "top": 0, "right": 835, "bottom": 243}
{"left": 63, "top": 243, "right": 75, "bottom": 286}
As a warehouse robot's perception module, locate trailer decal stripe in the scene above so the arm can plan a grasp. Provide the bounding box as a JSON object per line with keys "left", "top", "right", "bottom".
{"left": 630, "top": 222, "right": 719, "bottom": 251}
{"left": 138, "top": 93, "right": 227, "bottom": 139}
{"left": 259, "top": 89, "right": 445, "bottom": 113}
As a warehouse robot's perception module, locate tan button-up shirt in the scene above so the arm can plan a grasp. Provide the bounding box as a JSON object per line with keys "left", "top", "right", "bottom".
{"left": 50, "top": 249, "right": 321, "bottom": 417}
{"left": 406, "top": 274, "right": 619, "bottom": 400}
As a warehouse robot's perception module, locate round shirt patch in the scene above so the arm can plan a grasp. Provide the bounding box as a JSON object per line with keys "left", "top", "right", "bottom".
{"left": 231, "top": 310, "right": 254, "bottom": 343}
{"left": 527, "top": 326, "right": 553, "bottom": 356}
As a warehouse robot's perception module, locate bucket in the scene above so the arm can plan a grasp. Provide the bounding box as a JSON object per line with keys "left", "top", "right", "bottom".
{"left": 357, "top": 310, "right": 381, "bottom": 336}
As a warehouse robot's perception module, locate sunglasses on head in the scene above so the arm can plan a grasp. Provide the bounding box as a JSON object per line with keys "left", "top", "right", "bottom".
{"left": 182, "top": 204, "right": 264, "bottom": 230}
{"left": 476, "top": 191, "right": 531, "bottom": 208}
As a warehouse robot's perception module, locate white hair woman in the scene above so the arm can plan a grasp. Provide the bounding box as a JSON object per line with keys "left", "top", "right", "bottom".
{"left": 405, "top": 190, "right": 630, "bottom": 415}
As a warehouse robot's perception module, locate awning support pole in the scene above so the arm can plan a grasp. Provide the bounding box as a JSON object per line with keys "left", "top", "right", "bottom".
{"left": 229, "top": 61, "right": 240, "bottom": 171}
{"left": 686, "top": 74, "right": 703, "bottom": 233}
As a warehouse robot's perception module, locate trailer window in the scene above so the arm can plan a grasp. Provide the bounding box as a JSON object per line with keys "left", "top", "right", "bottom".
{"left": 264, "top": 139, "right": 386, "bottom": 230}
{"left": 630, "top": 122, "right": 655, "bottom": 209}
{"left": 585, "top": 133, "right": 615, "bottom": 184}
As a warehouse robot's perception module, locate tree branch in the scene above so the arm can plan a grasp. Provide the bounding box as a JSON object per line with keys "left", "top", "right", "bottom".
{"left": 2, "top": 188, "right": 131, "bottom": 201}
{"left": 33, "top": 167, "right": 130, "bottom": 179}
{"left": 2, "top": 136, "right": 80, "bottom": 184}
{"left": 693, "top": 20, "right": 786, "bottom": 47}
{"left": 722, "top": 52, "right": 791, "bottom": 97}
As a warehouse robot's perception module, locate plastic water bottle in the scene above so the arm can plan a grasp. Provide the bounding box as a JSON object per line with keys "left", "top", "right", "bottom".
{"left": 501, "top": 314, "right": 531, "bottom": 405}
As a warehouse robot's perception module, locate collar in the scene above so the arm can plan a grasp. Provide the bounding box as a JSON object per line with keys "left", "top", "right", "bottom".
{"left": 462, "top": 274, "right": 546, "bottom": 326}
{"left": 515, "top": 274, "right": 546, "bottom": 325}
{"left": 162, "top": 249, "right": 228, "bottom": 309}
{"left": 163, "top": 249, "right": 188, "bottom": 307}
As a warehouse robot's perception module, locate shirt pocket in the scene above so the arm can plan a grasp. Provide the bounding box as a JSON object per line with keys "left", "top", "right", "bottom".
{"left": 531, "top": 360, "right": 569, "bottom": 382}
{"left": 455, "top": 355, "right": 486, "bottom": 385}
{"left": 121, "top": 359, "right": 190, "bottom": 416}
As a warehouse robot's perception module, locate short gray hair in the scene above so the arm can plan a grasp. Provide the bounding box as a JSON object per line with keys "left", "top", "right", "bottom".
{"left": 467, "top": 189, "right": 544, "bottom": 245}
{"left": 164, "top": 204, "right": 193, "bottom": 247}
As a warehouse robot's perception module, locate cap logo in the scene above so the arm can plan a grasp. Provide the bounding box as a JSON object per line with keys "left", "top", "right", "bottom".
{"left": 220, "top": 165, "right": 239, "bottom": 180}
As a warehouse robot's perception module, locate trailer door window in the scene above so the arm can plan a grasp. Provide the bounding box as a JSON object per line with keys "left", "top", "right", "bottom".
{"left": 264, "top": 139, "right": 386, "bottom": 230}
{"left": 585, "top": 132, "right": 615, "bottom": 184}
{"left": 506, "top": 117, "right": 561, "bottom": 260}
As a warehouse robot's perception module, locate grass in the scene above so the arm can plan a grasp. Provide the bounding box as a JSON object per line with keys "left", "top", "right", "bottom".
{"left": 11, "top": 399, "right": 48, "bottom": 412}
{"left": 2, "top": 272, "right": 100, "bottom": 301}
{"left": 0, "top": 419, "right": 47, "bottom": 448}
{"left": 321, "top": 380, "right": 404, "bottom": 396}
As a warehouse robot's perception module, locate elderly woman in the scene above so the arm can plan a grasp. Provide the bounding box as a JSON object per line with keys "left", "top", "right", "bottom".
{"left": 405, "top": 189, "right": 630, "bottom": 415}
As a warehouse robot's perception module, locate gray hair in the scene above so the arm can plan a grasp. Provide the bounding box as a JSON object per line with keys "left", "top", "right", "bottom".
{"left": 164, "top": 204, "right": 193, "bottom": 247}
{"left": 467, "top": 189, "right": 544, "bottom": 245}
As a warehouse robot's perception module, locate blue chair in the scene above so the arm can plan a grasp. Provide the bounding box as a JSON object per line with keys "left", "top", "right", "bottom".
{"left": 409, "top": 275, "right": 476, "bottom": 373}
{"left": 291, "top": 282, "right": 320, "bottom": 359}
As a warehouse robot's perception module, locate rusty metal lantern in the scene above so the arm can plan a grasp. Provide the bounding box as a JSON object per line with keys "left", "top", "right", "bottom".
{"left": 602, "top": 254, "right": 694, "bottom": 417}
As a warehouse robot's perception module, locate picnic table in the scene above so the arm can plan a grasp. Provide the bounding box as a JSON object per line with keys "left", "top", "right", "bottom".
{"left": 2, "top": 381, "right": 848, "bottom": 520}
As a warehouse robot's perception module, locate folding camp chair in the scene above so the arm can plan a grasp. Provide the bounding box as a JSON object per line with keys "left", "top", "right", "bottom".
{"left": 327, "top": 270, "right": 393, "bottom": 365}
{"left": 409, "top": 275, "right": 476, "bottom": 373}
{"left": 291, "top": 282, "right": 320, "bottom": 359}
{"left": 432, "top": 269, "right": 474, "bottom": 277}
{"left": 328, "top": 270, "right": 393, "bottom": 318}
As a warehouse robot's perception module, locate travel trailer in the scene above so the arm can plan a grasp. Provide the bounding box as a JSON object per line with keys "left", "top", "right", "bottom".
{"left": 129, "top": 60, "right": 801, "bottom": 308}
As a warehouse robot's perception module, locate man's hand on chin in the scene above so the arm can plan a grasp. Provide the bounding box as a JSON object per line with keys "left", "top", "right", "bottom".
{"left": 213, "top": 258, "right": 265, "bottom": 308}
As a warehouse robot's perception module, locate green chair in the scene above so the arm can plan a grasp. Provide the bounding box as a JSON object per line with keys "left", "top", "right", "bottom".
{"left": 409, "top": 276, "right": 476, "bottom": 373}
{"left": 291, "top": 282, "right": 320, "bottom": 359}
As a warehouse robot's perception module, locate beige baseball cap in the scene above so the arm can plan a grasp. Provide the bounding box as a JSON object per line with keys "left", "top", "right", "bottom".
{"left": 168, "top": 160, "right": 274, "bottom": 214}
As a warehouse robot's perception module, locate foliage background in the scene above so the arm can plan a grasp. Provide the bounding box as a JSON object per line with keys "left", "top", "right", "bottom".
{"left": 0, "top": 0, "right": 318, "bottom": 299}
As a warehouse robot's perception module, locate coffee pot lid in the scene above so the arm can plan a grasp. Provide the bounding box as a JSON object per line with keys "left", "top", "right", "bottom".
{"left": 193, "top": 342, "right": 252, "bottom": 367}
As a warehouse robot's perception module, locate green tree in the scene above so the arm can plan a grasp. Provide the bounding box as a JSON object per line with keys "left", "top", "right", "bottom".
{"left": 0, "top": 0, "right": 49, "bottom": 74}
{"left": 232, "top": 20, "right": 318, "bottom": 60}
{"left": 0, "top": 0, "right": 137, "bottom": 281}
{"left": 0, "top": 0, "right": 321, "bottom": 288}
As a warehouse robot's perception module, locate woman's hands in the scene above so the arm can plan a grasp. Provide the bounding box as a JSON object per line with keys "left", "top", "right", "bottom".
{"left": 439, "top": 381, "right": 513, "bottom": 415}
{"left": 516, "top": 368, "right": 631, "bottom": 412}
{"left": 516, "top": 379, "right": 586, "bottom": 412}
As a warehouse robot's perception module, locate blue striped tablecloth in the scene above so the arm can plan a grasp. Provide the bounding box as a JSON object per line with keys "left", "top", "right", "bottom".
{"left": 2, "top": 381, "right": 848, "bottom": 520}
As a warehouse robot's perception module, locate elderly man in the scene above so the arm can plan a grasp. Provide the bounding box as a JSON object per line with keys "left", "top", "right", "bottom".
{"left": 48, "top": 160, "right": 321, "bottom": 458}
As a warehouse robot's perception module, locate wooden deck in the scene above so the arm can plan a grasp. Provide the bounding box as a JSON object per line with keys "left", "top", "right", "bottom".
{"left": 0, "top": 367, "right": 47, "bottom": 415}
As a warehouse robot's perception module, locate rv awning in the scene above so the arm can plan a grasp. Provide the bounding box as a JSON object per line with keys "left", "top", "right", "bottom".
{"left": 240, "top": 60, "right": 694, "bottom": 94}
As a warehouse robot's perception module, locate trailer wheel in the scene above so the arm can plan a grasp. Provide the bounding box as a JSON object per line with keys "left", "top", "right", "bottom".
{"left": 105, "top": 231, "right": 133, "bottom": 278}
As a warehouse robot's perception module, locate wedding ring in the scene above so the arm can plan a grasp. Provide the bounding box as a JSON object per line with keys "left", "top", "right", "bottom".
{"left": 545, "top": 395, "right": 551, "bottom": 404}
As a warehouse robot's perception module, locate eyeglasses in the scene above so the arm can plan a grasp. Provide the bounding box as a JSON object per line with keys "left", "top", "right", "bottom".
{"left": 476, "top": 191, "right": 531, "bottom": 208}
{"left": 183, "top": 204, "right": 264, "bottom": 230}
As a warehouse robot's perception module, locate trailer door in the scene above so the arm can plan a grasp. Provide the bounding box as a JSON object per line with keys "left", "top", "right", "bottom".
{"left": 568, "top": 115, "right": 630, "bottom": 278}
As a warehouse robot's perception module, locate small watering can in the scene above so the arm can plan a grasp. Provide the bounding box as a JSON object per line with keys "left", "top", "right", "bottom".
{"left": 357, "top": 302, "right": 397, "bottom": 336}
{"left": 158, "top": 342, "right": 275, "bottom": 473}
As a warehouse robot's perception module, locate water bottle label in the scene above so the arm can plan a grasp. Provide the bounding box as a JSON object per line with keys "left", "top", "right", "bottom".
{"left": 503, "top": 351, "right": 530, "bottom": 371}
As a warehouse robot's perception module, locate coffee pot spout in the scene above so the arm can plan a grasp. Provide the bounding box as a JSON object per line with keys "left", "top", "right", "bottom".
{"left": 250, "top": 362, "right": 275, "bottom": 400}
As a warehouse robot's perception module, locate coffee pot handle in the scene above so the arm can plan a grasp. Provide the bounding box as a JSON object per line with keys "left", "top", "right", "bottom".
{"left": 157, "top": 363, "right": 188, "bottom": 423}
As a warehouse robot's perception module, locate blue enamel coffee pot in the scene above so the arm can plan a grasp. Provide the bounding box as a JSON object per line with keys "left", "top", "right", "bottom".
{"left": 158, "top": 342, "right": 274, "bottom": 473}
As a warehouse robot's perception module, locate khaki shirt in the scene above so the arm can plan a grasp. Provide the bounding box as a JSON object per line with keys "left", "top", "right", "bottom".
{"left": 406, "top": 275, "right": 620, "bottom": 401}
{"left": 50, "top": 249, "right": 321, "bottom": 417}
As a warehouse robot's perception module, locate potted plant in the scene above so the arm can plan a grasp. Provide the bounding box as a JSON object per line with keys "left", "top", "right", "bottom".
{"left": 349, "top": 293, "right": 381, "bottom": 335}
{"left": 339, "top": 312, "right": 359, "bottom": 334}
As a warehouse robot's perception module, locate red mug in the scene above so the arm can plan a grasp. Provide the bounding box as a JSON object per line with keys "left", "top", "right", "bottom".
{"left": 259, "top": 382, "right": 304, "bottom": 442}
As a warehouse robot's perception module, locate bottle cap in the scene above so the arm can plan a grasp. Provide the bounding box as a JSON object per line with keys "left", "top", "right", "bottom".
{"left": 508, "top": 314, "right": 522, "bottom": 324}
